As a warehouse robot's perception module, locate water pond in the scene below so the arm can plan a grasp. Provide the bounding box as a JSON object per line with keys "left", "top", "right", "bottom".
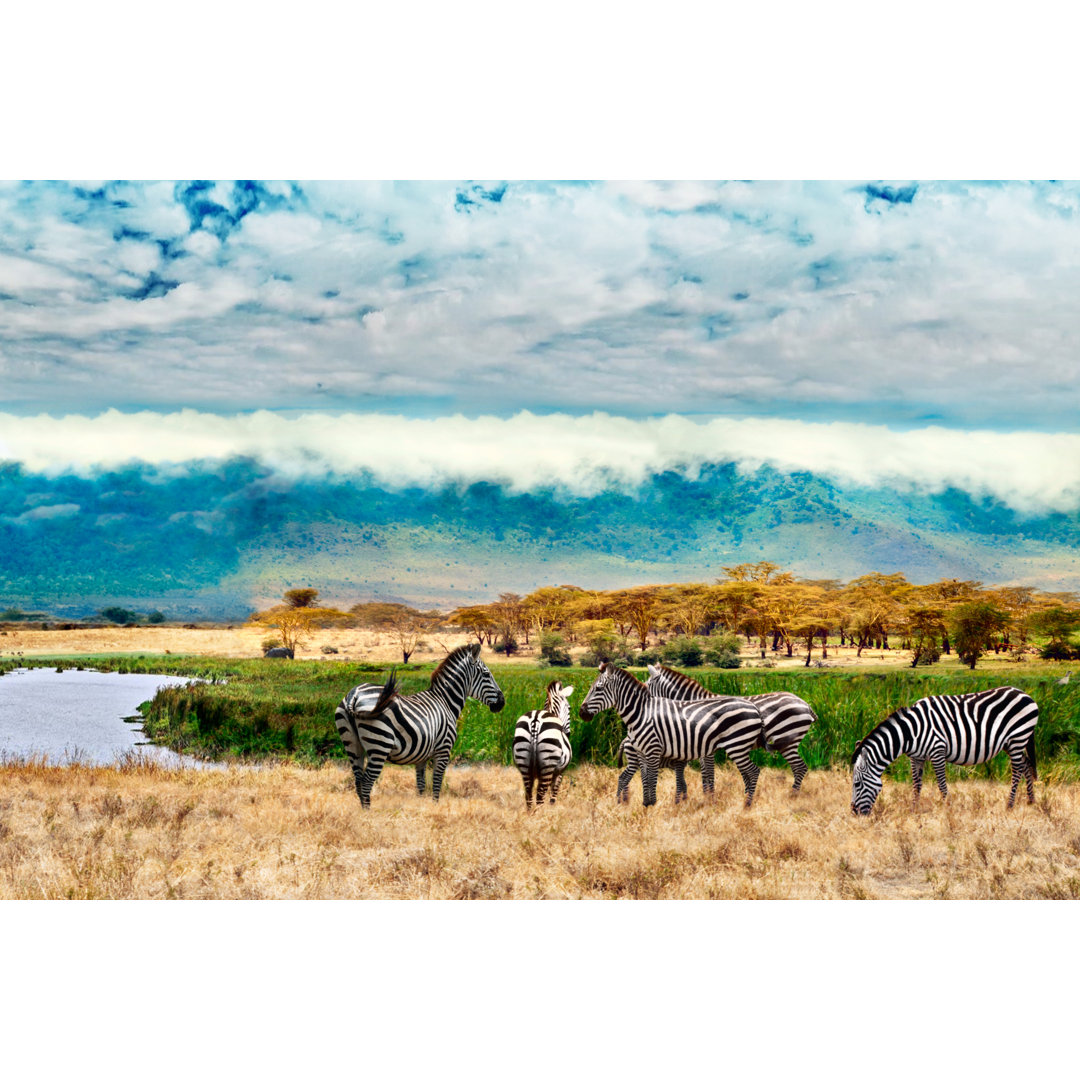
{"left": 0, "top": 666, "right": 214, "bottom": 768}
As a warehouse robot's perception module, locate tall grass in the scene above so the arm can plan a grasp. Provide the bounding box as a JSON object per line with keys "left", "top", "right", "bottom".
{"left": 6, "top": 656, "right": 1079, "bottom": 782}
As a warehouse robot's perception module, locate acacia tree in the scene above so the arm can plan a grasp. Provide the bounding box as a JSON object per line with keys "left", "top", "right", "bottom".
{"left": 947, "top": 601, "right": 1010, "bottom": 670}
{"left": 250, "top": 600, "right": 350, "bottom": 653}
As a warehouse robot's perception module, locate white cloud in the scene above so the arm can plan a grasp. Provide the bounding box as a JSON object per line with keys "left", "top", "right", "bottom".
{"left": 1, "top": 409, "right": 1077, "bottom": 516}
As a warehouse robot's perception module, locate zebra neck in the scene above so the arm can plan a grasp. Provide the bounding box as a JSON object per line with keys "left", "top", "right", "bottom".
{"left": 866, "top": 714, "right": 914, "bottom": 764}
{"left": 430, "top": 668, "right": 470, "bottom": 716}
{"left": 616, "top": 685, "right": 648, "bottom": 728}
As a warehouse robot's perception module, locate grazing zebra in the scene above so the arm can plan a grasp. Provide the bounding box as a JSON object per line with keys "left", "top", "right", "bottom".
{"left": 850, "top": 685, "right": 1039, "bottom": 815}
{"left": 513, "top": 681, "right": 574, "bottom": 810}
{"left": 334, "top": 642, "right": 505, "bottom": 808}
{"left": 579, "top": 663, "right": 764, "bottom": 807}
{"left": 616, "top": 738, "right": 689, "bottom": 804}
{"left": 645, "top": 665, "right": 817, "bottom": 791}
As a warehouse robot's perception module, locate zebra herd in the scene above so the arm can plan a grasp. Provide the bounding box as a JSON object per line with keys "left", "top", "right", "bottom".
{"left": 332, "top": 644, "right": 1041, "bottom": 815}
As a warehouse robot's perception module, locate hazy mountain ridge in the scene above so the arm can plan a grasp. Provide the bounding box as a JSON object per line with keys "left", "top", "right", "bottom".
{"left": 2, "top": 459, "right": 1078, "bottom": 617}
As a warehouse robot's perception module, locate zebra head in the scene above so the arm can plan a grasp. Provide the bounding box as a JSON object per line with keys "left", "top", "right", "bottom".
{"left": 850, "top": 740, "right": 882, "bottom": 815}
{"left": 545, "top": 680, "right": 574, "bottom": 719}
{"left": 464, "top": 642, "right": 505, "bottom": 712}
{"left": 579, "top": 663, "right": 617, "bottom": 721}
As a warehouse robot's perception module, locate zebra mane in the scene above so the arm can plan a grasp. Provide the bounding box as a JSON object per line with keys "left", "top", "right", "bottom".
{"left": 602, "top": 663, "right": 647, "bottom": 696}
{"left": 652, "top": 665, "right": 707, "bottom": 694}
{"left": 850, "top": 710, "right": 904, "bottom": 764}
{"left": 430, "top": 642, "right": 480, "bottom": 688}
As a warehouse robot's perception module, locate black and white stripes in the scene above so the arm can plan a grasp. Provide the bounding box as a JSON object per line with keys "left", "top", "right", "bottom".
{"left": 850, "top": 685, "right": 1039, "bottom": 814}
{"left": 645, "top": 664, "right": 817, "bottom": 791}
{"left": 513, "top": 681, "right": 574, "bottom": 809}
{"left": 334, "top": 642, "right": 505, "bottom": 808}
{"left": 579, "top": 663, "right": 764, "bottom": 807}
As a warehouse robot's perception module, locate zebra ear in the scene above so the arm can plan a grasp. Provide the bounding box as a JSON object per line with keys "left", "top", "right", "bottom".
{"left": 560, "top": 685, "right": 575, "bottom": 698}
{"left": 470, "top": 642, "right": 481, "bottom": 657}
{"left": 646, "top": 664, "right": 659, "bottom": 677}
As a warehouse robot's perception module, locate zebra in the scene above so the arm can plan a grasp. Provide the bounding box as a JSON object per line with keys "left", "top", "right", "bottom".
{"left": 616, "top": 738, "right": 689, "bottom": 804}
{"left": 334, "top": 642, "right": 505, "bottom": 808}
{"left": 850, "top": 685, "right": 1039, "bottom": 815}
{"left": 578, "top": 663, "right": 764, "bottom": 808}
{"left": 644, "top": 664, "right": 817, "bottom": 791}
{"left": 513, "top": 681, "right": 574, "bottom": 810}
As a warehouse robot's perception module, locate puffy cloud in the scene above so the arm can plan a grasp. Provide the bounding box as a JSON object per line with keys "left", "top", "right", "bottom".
{"left": 1, "top": 409, "right": 1078, "bottom": 516}
{"left": 2, "top": 181, "right": 1080, "bottom": 426}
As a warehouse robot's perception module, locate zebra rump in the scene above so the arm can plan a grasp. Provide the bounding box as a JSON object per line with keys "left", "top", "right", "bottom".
{"left": 513, "top": 681, "right": 573, "bottom": 810}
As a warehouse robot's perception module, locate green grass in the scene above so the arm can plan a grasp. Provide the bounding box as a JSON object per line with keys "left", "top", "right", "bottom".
{"left": 4, "top": 655, "right": 1079, "bottom": 783}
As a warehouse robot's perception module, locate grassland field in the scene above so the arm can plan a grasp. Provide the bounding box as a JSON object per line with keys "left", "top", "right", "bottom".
{"left": 3, "top": 627, "right": 1080, "bottom": 899}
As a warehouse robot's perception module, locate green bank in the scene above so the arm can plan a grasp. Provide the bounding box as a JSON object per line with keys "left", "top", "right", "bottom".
{"left": 4, "top": 655, "right": 1079, "bottom": 784}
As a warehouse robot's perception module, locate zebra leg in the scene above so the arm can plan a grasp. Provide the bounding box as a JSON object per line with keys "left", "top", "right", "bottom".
{"left": 357, "top": 753, "right": 388, "bottom": 809}
{"left": 616, "top": 763, "right": 637, "bottom": 804}
{"left": 522, "top": 773, "right": 535, "bottom": 811}
{"left": 781, "top": 745, "right": 808, "bottom": 792}
{"left": 430, "top": 751, "right": 450, "bottom": 802}
{"left": 910, "top": 756, "right": 925, "bottom": 803}
{"left": 536, "top": 767, "right": 551, "bottom": 807}
{"left": 549, "top": 771, "right": 563, "bottom": 804}
{"left": 700, "top": 753, "right": 716, "bottom": 797}
{"left": 730, "top": 752, "right": 761, "bottom": 808}
{"left": 1006, "top": 746, "right": 1029, "bottom": 809}
{"left": 642, "top": 761, "right": 660, "bottom": 808}
{"left": 415, "top": 762, "right": 427, "bottom": 796}
{"left": 930, "top": 755, "right": 949, "bottom": 802}
{"left": 673, "top": 764, "right": 687, "bottom": 804}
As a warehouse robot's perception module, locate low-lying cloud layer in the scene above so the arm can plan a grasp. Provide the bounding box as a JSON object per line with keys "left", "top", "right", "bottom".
{"left": 2, "top": 409, "right": 1078, "bottom": 516}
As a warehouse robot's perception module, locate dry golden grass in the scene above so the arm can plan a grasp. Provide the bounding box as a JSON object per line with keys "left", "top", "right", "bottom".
{"left": 2, "top": 760, "right": 1078, "bottom": 899}
{"left": 1, "top": 621, "right": 1026, "bottom": 672}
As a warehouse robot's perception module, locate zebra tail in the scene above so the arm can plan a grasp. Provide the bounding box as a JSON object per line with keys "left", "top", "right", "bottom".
{"left": 1027, "top": 728, "right": 1038, "bottom": 780}
{"left": 360, "top": 669, "right": 399, "bottom": 718}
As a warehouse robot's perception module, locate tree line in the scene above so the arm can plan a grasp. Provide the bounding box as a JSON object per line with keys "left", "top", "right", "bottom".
{"left": 250, "top": 566, "right": 1080, "bottom": 670}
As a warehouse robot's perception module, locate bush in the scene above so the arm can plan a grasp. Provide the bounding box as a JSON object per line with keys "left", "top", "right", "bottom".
{"left": 633, "top": 648, "right": 662, "bottom": 666}
{"left": 587, "top": 631, "right": 624, "bottom": 664}
{"left": 661, "top": 636, "right": 704, "bottom": 667}
{"left": 101, "top": 606, "right": 139, "bottom": 624}
{"left": 261, "top": 635, "right": 284, "bottom": 653}
{"left": 1040, "top": 641, "right": 1080, "bottom": 661}
{"left": 147, "top": 611, "right": 166, "bottom": 624}
{"left": 321, "top": 645, "right": 339, "bottom": 655}
{"left": 539, "top": 632, "right": 572, "bottom": 667}
{"left": 579, "top": 651, "right": 630, "bottom": 669}
{"left": 703, "top": 633, "right": 741, "bottom": 668}
{"left": 493, "top": 636, "right": 519, "bottom": 656}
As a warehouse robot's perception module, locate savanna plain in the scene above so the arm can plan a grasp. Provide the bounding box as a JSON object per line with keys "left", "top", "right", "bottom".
{"left": 3, "top": 626, "right": 1080, "bottom": 899}
{"left": 3, "top": 758, "right": 1078, "bottom": 899}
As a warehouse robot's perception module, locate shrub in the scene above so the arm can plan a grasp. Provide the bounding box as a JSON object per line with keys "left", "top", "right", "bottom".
{"left": 261, "top": 635, "right": 284, "bottom": 653}
{"left": 703, "top": 633, "right": 741, "bottom": 668}
{"left": 587, "top": 631, "right": 624, "bottom": 664}
{"left": 321, "top": 645, "right": 339, "bottom": 655}
{"left": 147, "top": 611, "right": 166, "bottom": 624}
{"left": 1040, "top": 641, "right": 1079, "bottom": 661}
{"left": 539, "top": 632, "right": 572, "bottom": 667}
{"left": 493, "top": 636, "right": 519, "bottom": 656}
{"left": 101, "top": 606, "right": 139, "bottom": 624}
{"left": 661, "top": 636, "right": 704, "bottom": 667}
{"left": 633, "top": 648, "right": 662, "bottom": 666}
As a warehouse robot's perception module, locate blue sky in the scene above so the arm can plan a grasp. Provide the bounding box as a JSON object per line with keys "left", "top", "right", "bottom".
{"left": 3, "top": 179, "right": 1079, "bottom": 426}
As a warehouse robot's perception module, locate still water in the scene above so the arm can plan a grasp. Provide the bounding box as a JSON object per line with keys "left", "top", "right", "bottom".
{"left": 0, "top": 666, "right": 212, "bottom": 768}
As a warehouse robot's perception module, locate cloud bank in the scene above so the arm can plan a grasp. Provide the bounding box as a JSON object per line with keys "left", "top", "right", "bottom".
{"left": 3, "top": 181, "right": 1080, "bottom": 427}
{"left": 2, "top": 409, "right": 1078, "bottom": 516}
